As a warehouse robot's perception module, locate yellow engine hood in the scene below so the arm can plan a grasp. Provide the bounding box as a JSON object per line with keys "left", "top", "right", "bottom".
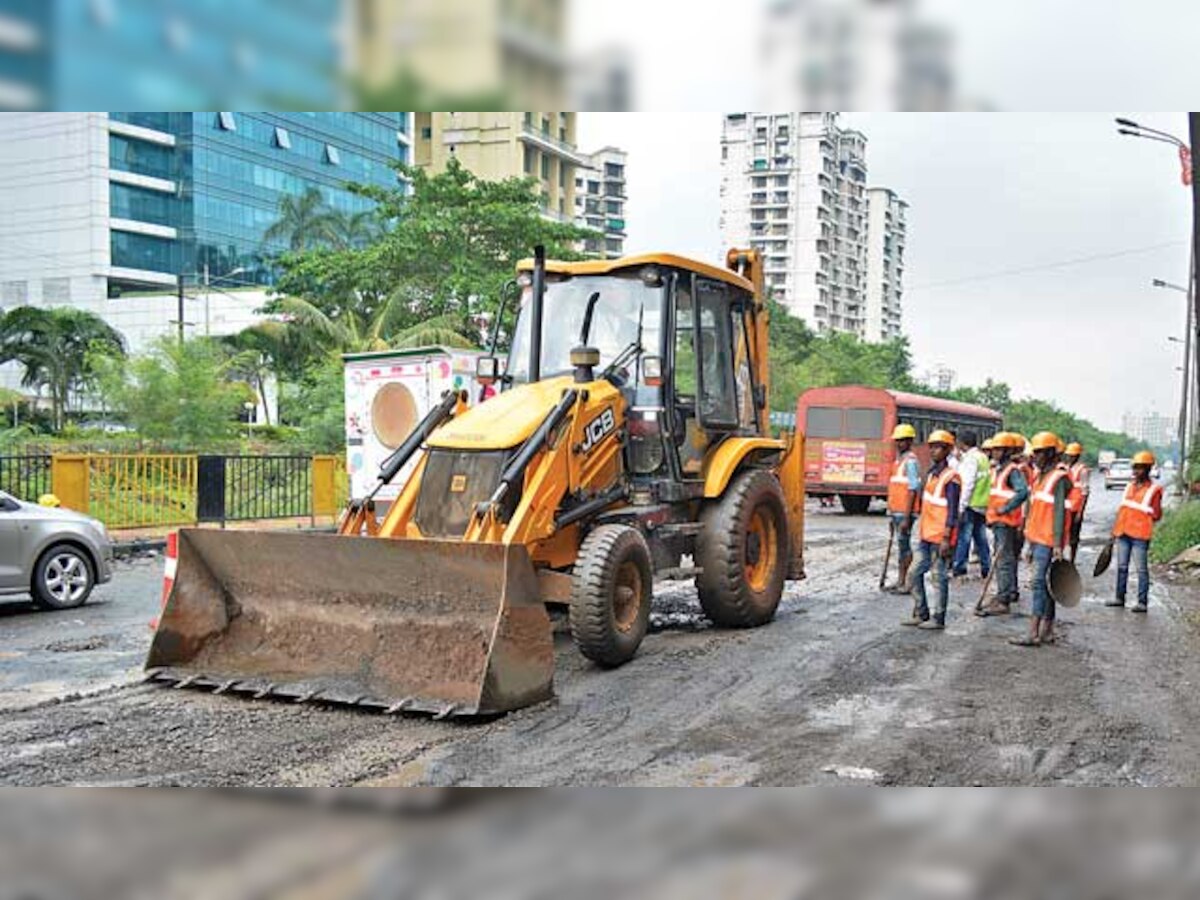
{"left": 429, "top": 375, "right": 576, "bottom": 450}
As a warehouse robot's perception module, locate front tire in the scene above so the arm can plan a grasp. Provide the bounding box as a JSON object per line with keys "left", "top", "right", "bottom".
{"left": 31, "top": 544, "right": 95, "bottom": 610}
{"left": 696, "top": 470, "right": 789, "bottom": 627}
{"left": 570, "top": 524, "right": 653, "bottom": 667}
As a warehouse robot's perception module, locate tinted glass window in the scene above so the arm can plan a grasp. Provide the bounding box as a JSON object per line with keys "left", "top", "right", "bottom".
{"left": 695, "top": 279, "right": 738, "bottom": 428}
{"left": 806, "top": 407, "right": 842, "bottom": 438}
{"left": 846, "top": 407, "right": 884, "bottom": 439}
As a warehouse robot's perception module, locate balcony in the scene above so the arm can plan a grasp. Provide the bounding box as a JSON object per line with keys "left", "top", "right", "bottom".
{"left": 519, "top": 124, "right": 590, "bottom": 166}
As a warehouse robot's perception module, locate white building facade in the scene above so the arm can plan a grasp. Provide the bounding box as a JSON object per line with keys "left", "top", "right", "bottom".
{"left": 574, "top": 146, "right": 627, "bottom": 258}
{"left": 720, "top": 112, "right": 904, "bottom": 340}
{"left": 865, "top": 187, "right": 907, "bottom": 342}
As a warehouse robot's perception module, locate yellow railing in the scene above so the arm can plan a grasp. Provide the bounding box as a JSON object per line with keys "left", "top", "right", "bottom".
{"left": 87, "top": 455, "right": 199, "bottom": 529}
{"left": 46, "top": 453, "right": 345, "bottom": 531}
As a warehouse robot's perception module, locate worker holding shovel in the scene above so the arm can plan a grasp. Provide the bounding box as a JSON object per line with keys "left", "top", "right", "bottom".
{"left": 883, "top": 423, "right": 922, "bottom": 594}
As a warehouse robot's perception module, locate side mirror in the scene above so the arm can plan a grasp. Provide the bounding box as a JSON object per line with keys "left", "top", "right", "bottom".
{"left": 476, "top": 355, "right": 500, "bottom": 386}
{"left": 642, "top": 355, "right": 664, "bottom": 387}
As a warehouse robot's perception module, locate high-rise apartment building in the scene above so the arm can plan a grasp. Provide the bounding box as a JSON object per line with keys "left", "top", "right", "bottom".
{"left": 414, "top": 112, "right": 585, "bottom": 223}
{"left": 0, "top": 112, "right": 410, "bottom": 352}
{"left": 574, "top": 147, "right": 628, "bottom": 258}
{"left": 1122, "top": 411, "right": 1176, "bottom": 448}
{"left": 759, "top": 0, "right": 955, "bottom": 111}
{"left": 720, "top": 111, "right": 906, "bottom": 340}
{"left": 865, "top": 187, "right": 907, "bottom": 342}
{"left": 353, "top": 0, "right": 568, "bottom": 110}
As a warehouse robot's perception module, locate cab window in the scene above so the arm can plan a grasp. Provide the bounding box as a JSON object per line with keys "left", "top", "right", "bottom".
{"left": 694, "top": 279, "right": 738, "bottom": 428}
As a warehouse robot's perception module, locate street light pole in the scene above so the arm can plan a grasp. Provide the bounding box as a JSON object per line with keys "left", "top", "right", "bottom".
{"left": 176, "top": 272, "right": 185, "bottom": 344}
{"left": 1156, "top": 274, "right": 1193, "bottom": 472}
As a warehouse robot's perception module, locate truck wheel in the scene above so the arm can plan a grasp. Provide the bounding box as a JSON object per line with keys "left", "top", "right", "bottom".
{"left": 570, "top": 524, "right": 652, "bottom": 667}
{"left": 840, "top": 494, "right": 871, "bottom": 515}
{"left": 696, "top": 470, "right": 788, "bottom": 627}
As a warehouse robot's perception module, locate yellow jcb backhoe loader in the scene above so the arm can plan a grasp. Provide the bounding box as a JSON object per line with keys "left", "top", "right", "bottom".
{"left": 146, "top": 247, "right": 805, "bottom": 717}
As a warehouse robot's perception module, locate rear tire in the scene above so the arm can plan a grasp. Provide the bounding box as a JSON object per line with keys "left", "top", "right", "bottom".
{"left": 696, "top": 470, "right": 788, "bottom": 627}
{"left": 570, "top": 524, "right": 653, "bottom": 667}
{"left": 840, "top": 494, "right": 871, "bottom": 515}
{"left": 31, "top": 543, "right": 95, "bottom": 610}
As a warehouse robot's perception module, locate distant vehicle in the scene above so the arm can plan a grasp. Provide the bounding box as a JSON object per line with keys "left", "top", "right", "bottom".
{"left": 0, "top": 492, "right": 113, "bottom": 609}
{"left": 796, "top": 386, "right": 1002, "bottom": 514}
{"left": 1097, "top": 450, "right": 1117, "bottom": 474}
{"left": 1104, "top": 459, "right": 1134, "bottom": 491}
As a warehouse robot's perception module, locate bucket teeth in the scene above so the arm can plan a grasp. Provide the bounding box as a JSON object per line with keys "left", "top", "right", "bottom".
{"left": 213, "top": 679, "right": 239, "bottom": 695}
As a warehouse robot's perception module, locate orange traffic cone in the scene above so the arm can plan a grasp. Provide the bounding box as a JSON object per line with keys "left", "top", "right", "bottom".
{"left": 149, "top": 531, "right": 178, "bottom": 631}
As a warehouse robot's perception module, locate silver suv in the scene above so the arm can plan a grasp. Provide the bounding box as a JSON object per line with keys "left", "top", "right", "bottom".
{"left": 0, "top": 491, "right": 113, "bottom": 609}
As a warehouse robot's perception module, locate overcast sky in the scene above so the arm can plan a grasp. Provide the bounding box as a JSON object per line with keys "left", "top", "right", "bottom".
{"left": 578, "top": 112, "right": 1192, "bottom": 432}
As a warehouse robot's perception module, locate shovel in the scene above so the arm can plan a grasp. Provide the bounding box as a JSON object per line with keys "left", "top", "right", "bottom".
{"left": 879, "top": 519, "right": 895, "bottom": 590}
{"left": 1093, "top": 538, "right": 1115, "bottom": 577}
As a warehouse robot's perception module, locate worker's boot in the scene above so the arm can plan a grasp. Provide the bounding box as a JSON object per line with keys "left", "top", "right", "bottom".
{"left": 1105, "top": 595, "right": 1125, "bottom": 608}
{"left": 889, "top": 557, "right": 913, "bottom": 595}
{"left": 918, "top": 614, "right": 945, "bottom": 631}
{"left": 901, "top": 605, "right": 928, "bottom": 626}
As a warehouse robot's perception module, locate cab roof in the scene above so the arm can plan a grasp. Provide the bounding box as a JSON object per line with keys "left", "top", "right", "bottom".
{"left": 516, "top": 252, "right": 755, "bottom": 295}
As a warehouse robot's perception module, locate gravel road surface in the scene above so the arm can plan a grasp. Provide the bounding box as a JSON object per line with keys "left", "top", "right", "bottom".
{"left": 4, "top": 478, "right": 1200, "bottom": 786}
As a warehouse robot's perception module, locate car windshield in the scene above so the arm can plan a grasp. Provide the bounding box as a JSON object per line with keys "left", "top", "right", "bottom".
{"left": 506, "top": 274, "right": 662, "bottom": 386}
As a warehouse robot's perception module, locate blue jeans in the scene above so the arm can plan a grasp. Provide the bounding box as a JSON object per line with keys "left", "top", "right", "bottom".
{"left": 953, "top": 507, "right": 991, "bottom": 576}
{"left": 1030, "top": 542, "right": 1054, "bottom": 620}
{"left": 1116, "top": 536, "right": 1150, "bottom": 605}
{"left": 912, "top": 539, "right": 949, "bottom": 619}
{"left": 991, "top": 523, "right": 1019, "bottom": 602}
{"left": 891, "top": 513, "right": 914, "bottom": 562}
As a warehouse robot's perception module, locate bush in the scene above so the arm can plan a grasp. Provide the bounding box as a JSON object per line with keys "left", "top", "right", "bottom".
{"left": 1150, "top": 500, "right": 1200, "bottom": 563}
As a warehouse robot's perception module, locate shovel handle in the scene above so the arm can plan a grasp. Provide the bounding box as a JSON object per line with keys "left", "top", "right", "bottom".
{"left": 879, "top": 519, "right": 895, "bottom": 589}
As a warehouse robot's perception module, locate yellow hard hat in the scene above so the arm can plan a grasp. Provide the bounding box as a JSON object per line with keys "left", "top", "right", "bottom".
{"left": 1055, "top": 438, "right": 1066, "bottom": 453}
{"left": 1030, "top": 431, "right": 1060, "bottom": 451}
{"left": 38, "top": 493, "right": 61, "bottom": 508}
{"left": 1065, "top": 442, "right": 1083, "bottom": 456}
{"left": 891, "top": 423, "right": 916, "bottom": 440}
{"left": 982, "top": 437, "right": 995, "bottom": 450}
{"left": 1000, "top": 432, "right": 1025, "bottom": 449}
{"left": 928, "top": 429, "right": 955, "bottom": 446}
{"left": 1132, "top": 450, "right": 1156, "bottom": 467}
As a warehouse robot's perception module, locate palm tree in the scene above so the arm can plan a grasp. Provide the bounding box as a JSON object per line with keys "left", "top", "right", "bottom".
{"left": 276, "top": 293, "right": 474, "bottom": 354}
{"left": 0, "top": 307, "right": 125, "bottom": 430}
{"left": 263, "top": 187, "right": 338, "bottom": 252}
{"left": 329, "top": 209, "right": 380, "bottom": 249}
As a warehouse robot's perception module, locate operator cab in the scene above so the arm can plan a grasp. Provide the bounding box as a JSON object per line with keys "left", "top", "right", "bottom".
{"left": 483, "top": 253, "right": 764, "bottom": 501}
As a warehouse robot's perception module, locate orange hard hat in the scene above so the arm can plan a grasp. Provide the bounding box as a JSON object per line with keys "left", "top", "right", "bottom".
{"left": 928, "top": 429, "right": 955, "bottom": 446}
{"left": 1132, "top": 450, "right": 1156, "bottom": 467}
{"left": 982, "top": 437, "right": 995, "bottom": 450}
{"left": 996, "top": 432, "right": 1023, "bottom": 449}
{"left": 1030, "top": 431, "right": 1060, "bottom": 451}
{"left": 1065, "top": 442, "right": 1083, "bottom": 456}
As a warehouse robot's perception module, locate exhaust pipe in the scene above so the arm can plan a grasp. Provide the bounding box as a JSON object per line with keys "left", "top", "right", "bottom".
{"left": 529, "top": 244, "right": 545, "bottom": 382}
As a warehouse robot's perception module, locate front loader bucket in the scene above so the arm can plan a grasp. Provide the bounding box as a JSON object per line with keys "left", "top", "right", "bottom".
{"left": 145, "top": 530, "right": 555, "bottom": 717}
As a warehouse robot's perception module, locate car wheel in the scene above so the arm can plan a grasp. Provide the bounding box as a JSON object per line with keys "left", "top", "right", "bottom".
{"left": 31, "top": 544, "right": 95, "bottom": 610}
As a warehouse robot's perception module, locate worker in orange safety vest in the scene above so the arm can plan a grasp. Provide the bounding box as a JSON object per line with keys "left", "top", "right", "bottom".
{"left": 885, "top": 423, "right": 922, "bottom": 593}
{"left": 1106, "top": 450, "right": 1163, "bottom": 613}
{"left": 902, "top": 430, "right": 961, "bottom": 631}
{"left": 1061, "top": 442, "right": 1090, "bottom": 564}
{"left": 1012, "top": 432, "right": 1071, "bottom": 648}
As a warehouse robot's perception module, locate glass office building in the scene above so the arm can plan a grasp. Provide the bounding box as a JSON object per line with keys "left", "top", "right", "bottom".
{"left": 0, "top": 0, "right": 341, "bottom": 110}
{"left": 106, "top": 112, "right": 410, "bottom": 291}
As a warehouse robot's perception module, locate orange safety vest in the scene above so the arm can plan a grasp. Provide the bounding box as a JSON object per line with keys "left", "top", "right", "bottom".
{"left": 1113, "top": 480, "right": 1163, "bottom": 542}
{"left": 919, "top": 465, "right": 961, "bottom": 544}
{"left": 1069, "top": 462, "right": 1090, "bottom": 495}
{"left": 887, "top": 450, "right": 921, "bottom": 515}
{"left": 1026, "top": 468, "right": 1070, "bottom": 548}
{"left": 1057, "top": 462, "right": 1084, "bottom": 533}
{"left": 986, "top": 461, "right": 1024, "bottom": 527}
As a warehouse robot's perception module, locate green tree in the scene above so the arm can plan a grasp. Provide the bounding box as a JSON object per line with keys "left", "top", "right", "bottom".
{"left": 263, "top": 187, "right": 339, "bottom": 252}
{"left": 0, "top": 307, "right": 125, "bottom": 430}
{"left": 267, "top": 157, "right": 597, "bottom": 355}
{"left": 97, "top": 338, "right": 245, "bottom": 446}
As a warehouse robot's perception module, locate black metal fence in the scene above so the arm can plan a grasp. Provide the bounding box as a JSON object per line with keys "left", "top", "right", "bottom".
{"left": 0, "top": 454, "right": 52, "bottom": 502}
{"left": 197, "top": 454, "right": 314, "bottom": 524}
